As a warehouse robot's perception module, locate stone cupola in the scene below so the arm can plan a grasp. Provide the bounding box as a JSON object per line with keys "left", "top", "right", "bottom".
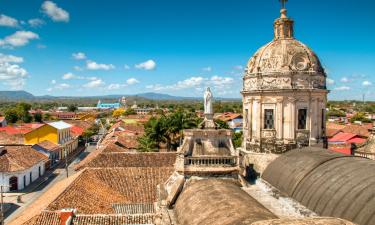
{"left": 274, "top": 8, "right": 294, "bottom": 40}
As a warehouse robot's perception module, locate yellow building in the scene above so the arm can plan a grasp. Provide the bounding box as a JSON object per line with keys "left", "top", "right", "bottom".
{"left": 24, "top": 121, "right": 79, "bottom": 160}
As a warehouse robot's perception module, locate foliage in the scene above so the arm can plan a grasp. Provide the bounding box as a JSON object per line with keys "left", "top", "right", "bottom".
{"left": 82, "top": 123, "right": 100, "bottom": 140}
{"left": 43, "top": 113, "right": 51, "bottom": 121}
{"left": 139, "top": 110, "right": 199, "bottom": 151}
{"left": 327, "top": 109, "right": 346, "bottom": 118}
{"left": 112, "top": 108, "right": 125, "bottom": 118}
{"left": 4, "top": 108, "right": 19, "bottom": 123}
{"left": 350, "top": 112, "right": 372, "bottom": 123}
{"left": 215, "top": 119, "right": 229, "bottom": 129}
{"left": 124, "top": 108, "right": 136, "bottom": 116}
{"left": 137, "top": 136, "right": 158, "bottom": 152}
{"left": 232, "top": 131, "right": 243, "bottom": 148}
{"left": 34, "top": 112, "right": 43, "bottom": 123}
{"left": 68, "top": 104, "right": 78, "bottom": 112}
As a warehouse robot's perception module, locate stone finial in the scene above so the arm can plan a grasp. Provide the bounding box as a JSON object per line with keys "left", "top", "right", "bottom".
{"left": 274, "top": 6, "right": 294, "bottom": 39}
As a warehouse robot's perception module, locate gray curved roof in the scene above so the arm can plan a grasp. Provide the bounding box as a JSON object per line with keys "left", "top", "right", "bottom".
{"left": 262, "top": 147, "right": 375, "bottom": 225}
{"left": 174, "top": 179, "right": 276, "bottom": 225}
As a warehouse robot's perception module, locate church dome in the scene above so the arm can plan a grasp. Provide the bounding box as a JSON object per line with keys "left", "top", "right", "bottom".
{"left": 245, "top": 9, "right": 325, "bottom": 77}
{"left": 247, "top": 39, "right": 325, "bottom": 75}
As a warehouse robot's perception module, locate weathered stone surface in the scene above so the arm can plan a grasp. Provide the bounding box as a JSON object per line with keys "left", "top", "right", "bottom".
{"left": 174, "top": 178, "right": 277, "bottom": 225}
{"left": 241, "top": 150, "right": 279, "bottom": 175}
{"left": 251, "top": 218, "right": 357, "bottom": 225}
{"left": 262, "top": 147, "right": 375, "bottom": 225}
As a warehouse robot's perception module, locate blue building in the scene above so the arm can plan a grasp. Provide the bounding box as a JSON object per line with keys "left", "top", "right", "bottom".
{"left": 96, "top": 100, "right": 121, "bottom": 109}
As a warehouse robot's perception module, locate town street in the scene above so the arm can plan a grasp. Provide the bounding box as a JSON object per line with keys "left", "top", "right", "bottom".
{"left": 3, "top": 145, "right": 96, "bottom": 224}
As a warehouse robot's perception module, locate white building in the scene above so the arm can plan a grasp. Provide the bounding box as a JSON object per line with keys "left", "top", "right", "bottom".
{"left": 242, "top": 6, "right": 328, "bottom": 153}
{"left": 0, "top": 146, "right": 47, "bottom": 192}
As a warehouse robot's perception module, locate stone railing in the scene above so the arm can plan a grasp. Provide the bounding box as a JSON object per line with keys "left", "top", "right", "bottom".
{"left": 185, "top": 156, "right": 237, "bottom": 166}
{"left": 355, "top": 151, "right": 375, "bottom": 160}
{"left": 261, "top": 130, "right": 276, "bottom": 139}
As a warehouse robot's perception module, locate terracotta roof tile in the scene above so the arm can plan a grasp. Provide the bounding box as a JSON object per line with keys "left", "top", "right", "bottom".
{"left": 47, "top": 167, "right": 173, "bottom": 214}
{"left": 342, "top": 124, "right": 370, "bottom": 138}
{"left": 0, "top": 131, "right": 24, "bottom": 145}
{"left": 33, "top": 140, "right": 61, "bottom": 152}
{"left": 85, "top": 152, "right": 176, "bottom": 168}
{"left": 0, "top": 145, "right": 48, "bottom": 172}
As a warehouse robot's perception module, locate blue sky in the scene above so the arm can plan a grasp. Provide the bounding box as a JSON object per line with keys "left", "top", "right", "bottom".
{"left": 0, "top": 0, "right": 374, "bottom": 100}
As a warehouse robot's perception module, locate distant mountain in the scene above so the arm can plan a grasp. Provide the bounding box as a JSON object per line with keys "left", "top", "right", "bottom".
{"left": 0, "top": 91, "right": 240, "bottom": 102}
{"left": 0, "top": 91, "right": 36, "bottom": 100}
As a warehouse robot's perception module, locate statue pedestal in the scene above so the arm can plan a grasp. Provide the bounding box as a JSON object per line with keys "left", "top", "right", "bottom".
{"left": 200, "top": 113, "right": 216, "bottom": 129}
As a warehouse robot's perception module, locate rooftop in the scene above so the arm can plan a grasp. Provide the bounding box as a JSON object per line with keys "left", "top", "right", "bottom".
{"left": 47, "top": 121, "right": 73, "bottom": 130}
{"left": 0, "top": 145, "right": 48, "bottom": 172}
{"left": 47, "top": 167, "right": 174, "bottom": 214}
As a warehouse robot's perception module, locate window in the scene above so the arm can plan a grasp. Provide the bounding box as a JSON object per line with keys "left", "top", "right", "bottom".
{"left": 298, "top": 109, "right": 307, "bottom": 130}
{"left": 264, "top": 109, "right": 274, "bottom": 129}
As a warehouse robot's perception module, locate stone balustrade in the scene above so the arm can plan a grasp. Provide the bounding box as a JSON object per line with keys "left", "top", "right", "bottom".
{"left": 184, "top": 156, "right": 237, "bottom": 166}
{"left": 355, "top": 151, "right": 375, "bottom": 160}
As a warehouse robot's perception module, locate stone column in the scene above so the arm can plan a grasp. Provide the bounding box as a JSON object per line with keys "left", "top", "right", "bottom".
{"left": 248, "top": 98, "right": 253, "bottom": 140}
{"left": 288, "top": 97, "right": 296, "bottom": 140}
{"left": 276, "top": 97, "right": 284, "bottom": 139}
{"left": 310, "top": 97, "right": 318, "bottom": 141}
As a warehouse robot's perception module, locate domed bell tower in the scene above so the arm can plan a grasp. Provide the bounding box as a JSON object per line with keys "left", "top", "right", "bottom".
{"left": 241, "top": 0, "right": 328, "bottom": 153}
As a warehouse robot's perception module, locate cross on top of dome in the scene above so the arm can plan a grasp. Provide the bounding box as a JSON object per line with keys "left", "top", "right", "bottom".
{"left": 279, "top": 0, "right": 288, "bottom": 9}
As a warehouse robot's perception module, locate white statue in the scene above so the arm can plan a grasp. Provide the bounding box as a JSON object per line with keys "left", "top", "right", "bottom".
{"left": 204, "top": 87, "right": 213, "bottom": 115}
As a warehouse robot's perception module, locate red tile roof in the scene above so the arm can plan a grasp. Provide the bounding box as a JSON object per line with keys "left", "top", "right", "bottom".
{"left": 342, "top": 124, "right": 371, "bottom": 138}
{"left": 33, "top": 140, "right": 61, "bottom": 152}
{"left": 0, "top": 131, "right": 24, "bottom": 145}
{"left": 216, "top": 113, "right": 242, "bottom": 122}
{"left": 0, "top": 145, "right": 48, "bottom": 172}
{"left": 70, "top": 125, "right": 84, "bottom": 137}
{"left": 47, "top": 167, "right": 174, "bottom": 214}
{"left": 329, "top": 132, "right": 357, "bottom": 142}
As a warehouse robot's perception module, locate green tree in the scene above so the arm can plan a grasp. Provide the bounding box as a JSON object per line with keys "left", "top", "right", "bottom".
{"left": 34, "top": 112, "right": 43, "bottom": 122}
{"left": 4, "top": 108, "right": 19, "bottom": 123}
{"left": 43, "top": 113, "right": 51, "bottom": 121}
{"left": 124, "top": 108, "right": 136, "bottom": 116}
{"left": 68, "top": 104, "right": 78, "bottom": 112}
{"left": 14, "top": 102, "right": 32, "bottom": 123}
{"left": 232, "top": 131, "right": 243, "bottom": 148}
{"left": 215, "top": 119, "right": 229, "bottom": 129}
{"left": 137, "top": 136, "right": 158, "bottom": 152}
{"left": 350, "top": 112, "right": 372, "bottom": 123}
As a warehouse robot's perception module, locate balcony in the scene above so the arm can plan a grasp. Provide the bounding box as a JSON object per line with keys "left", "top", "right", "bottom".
{"left": 184, "top": 156, "right": 237, "bottom": 167}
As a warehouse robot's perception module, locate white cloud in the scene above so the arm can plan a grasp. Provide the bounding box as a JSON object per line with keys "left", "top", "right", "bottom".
{"left": 0, "top": 31, "right": 39, "bottom": 48}
{"left": 28, "top": 18, "right": 45, "bottom": 28}
{"left": 0, "top": 53, "right": 24, "bottom": 63}
{"left": 340, "top": 77, "right": 349, "bottom": 83}
{"left": 51, "top": 79, "right": 56, "bottom": 84}
{"left": 55, "top": 83, "right": 71, "bottom": 90}
{"left": 107, "top": 83, "right": 122, "bottom": 90}
{"left": 126, "top": 78, "right": 139, "bottom": 85}
{"left": 146, "top": 75, "right": 238, "bottom": 94}
{"left": 41, "top": 1, "right": 69, "bottom": 22}
{"left": 326, "top": 78, "right": 335, "bottom": 85}
{"left": 62, "top": 72, "right": 96, "bottom": 81}
{"left": 135, "top": 59, "right": 156, "bottom": 70}
{"left": 210, "top": 75, "right": 234, "bottom": 87}
{"left": 0, "top": 53, "right": 28, "bottom": 89}
{"left": 62, "top": 72, "right": 75, "bottom": 80}
{"left": 72, "top": 52, "right": 86, "bottom": 60}
{"left": 83, "top": 79, "right": 105, "bottom": 88}
{"left": 46, "top": 88, "right": 53, "bottom": 92}
{"left": 0, "top": 14, "right": 19, "bottom": 28}
{"left": 86, "top": 60, "right": 115, "bottom": 70}
{"left": 202, "top": 67, "right": 212, "bottom": 72}
{"left": 124, "top": 64, "right": 130, "bottom": 70}
{"left": 334, "top": 86, "right": 351, "bottom": 91}
{"left": 362, "top": 81, "right": 372, "bottom": 87}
